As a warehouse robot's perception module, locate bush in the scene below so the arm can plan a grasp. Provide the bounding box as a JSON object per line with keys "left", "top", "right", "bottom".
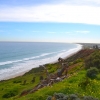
{"left": 83, "top": 96, "right": 98, "bottom": 100}
{"left": 2, "top": 89, "right": 18, "bottom": 98}
{"left": 47, "top": 93, "right": 69, "bottom": 100}
{"left": 86, "top": 67, "right": 99, "bottom": 79}
{"left": 53, "top": 93, "right": 66, "bottom": 99}
{"left": 46, "top": 93, "right": 98, "bottom": 100}
{"left": 46, "top": 96, "right": 52, "bottom": 100}
{"left": 85, "top": 51, "right": 100, "bottom": 69}
{"left": 69, "top": 94, "right": 79, "bottom": 100}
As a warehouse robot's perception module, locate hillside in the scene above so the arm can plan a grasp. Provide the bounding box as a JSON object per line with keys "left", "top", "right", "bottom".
{"left": 0, "top": 47, "right": 100, "bottom": 100}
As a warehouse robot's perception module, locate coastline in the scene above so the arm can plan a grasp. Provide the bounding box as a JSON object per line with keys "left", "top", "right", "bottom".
{"left": 0, "top": 43, "right": 99, "bottom": 100}
{"left": 1, "top": 43, "right": 83, "bottom": 81}
{"left": 63, "top": 44, "right": 83, "bottom": 60}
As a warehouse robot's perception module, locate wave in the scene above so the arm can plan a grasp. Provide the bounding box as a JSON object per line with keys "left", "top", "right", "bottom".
{"left": 0, "top": 50, "right": 66, "bottom": 66}
{"left": 0, "top": 44, "right": 82, "bottom": 80}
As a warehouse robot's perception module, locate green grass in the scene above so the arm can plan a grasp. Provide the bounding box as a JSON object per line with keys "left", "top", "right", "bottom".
{"left": 1, "top": 66, "right": 100, "bottom": 100}
{"left": 0, "top": 63, "right": 59, "bottom": 100}
{"left": 15, "top": 70, "right": 100, "bottom": 100}
{"left": 0, "top": 49, "right": 100, "bottom": 100}
{"left": 1, "top": 69, "right": 99, "bottom": 100}
{"left": 0, "top": 71, "right": 43, "bottom": 100}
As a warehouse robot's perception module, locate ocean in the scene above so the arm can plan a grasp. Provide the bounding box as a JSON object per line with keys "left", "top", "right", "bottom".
{"left": 0, "top": 42, "right": 82, "bottom": 80}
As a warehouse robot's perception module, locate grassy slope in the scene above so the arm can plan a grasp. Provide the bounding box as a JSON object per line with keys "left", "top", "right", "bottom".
{"left": 18, "top": 70, "right": 100, "bottom": 100}
{"left": 0, "top": 49, "right": 100, "bottom": 100}
{"left": 0, "top": 63, "right": 59, "bottom": 100}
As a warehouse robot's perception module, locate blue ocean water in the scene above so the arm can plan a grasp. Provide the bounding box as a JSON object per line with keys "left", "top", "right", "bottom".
{"left": 0, "top": 42, "right": 82, "bottom": 80}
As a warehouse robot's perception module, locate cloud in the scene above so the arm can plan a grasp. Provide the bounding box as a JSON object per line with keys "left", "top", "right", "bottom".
{"left": 0, "top": 3, "right": 100, "bottom": 25}
{"left": 61, "top": 0, "right": 100, "bottom": 6}
{"left": 64, "top": 30, "right": 90, "bottom": 36}
{"left": 64, "top": 31, "right": 90, "bottom": 35}
{"left": 75, "top": 31, "right": 90, "bottom": 34}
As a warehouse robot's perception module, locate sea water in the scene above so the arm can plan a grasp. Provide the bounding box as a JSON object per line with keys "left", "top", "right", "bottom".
{"left": 0, "top": 42, "right": 82, "bottom": 80}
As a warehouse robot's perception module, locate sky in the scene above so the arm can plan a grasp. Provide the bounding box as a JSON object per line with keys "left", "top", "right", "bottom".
{"left": 0, "top": 0, "right": 100, "bottom": 43}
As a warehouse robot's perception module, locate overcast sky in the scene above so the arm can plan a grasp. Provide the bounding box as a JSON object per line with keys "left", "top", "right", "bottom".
{"left": 0, "top": 0, "right": 100, "bottom": 43}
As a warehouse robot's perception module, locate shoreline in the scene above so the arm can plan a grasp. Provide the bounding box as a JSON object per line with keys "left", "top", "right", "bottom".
{"left": 0, "top": 43, "right": 99, "bottom": 100}
{"left": 0, "top": 45, "right": 83, "bottom": 81}
{"left": 0, "top": 44, "right": 83, "bottom": 81}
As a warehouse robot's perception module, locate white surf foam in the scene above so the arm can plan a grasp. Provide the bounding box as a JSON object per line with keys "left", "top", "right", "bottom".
{"left": 0, "top": 51, "right": 60, "bottom": 66}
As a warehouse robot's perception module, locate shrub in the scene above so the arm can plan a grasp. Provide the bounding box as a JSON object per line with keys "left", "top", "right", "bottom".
{"left": 86, "top": 67, "right": 99, "bottom": 79}
{"left": 46, "top": 96, "right": 52, "bottom": 100}
{"left": 47, "top": 93, "right": 69, "bottom": 100}
{"left": 69, "top": 94, "right": 80, "bottom": 100}
{"left": 83, "top": 96, "right": 98, "bottom": 100}
{"left": 85, "top": 51, "right": 100, "bottom": 69}
{"left": 2, "top": 89, "right": 18, "bottom": 98}
{"left": 46, "top": 93, "right": 98, "bottom": 100}
{"left": 53, "top": 93, "right": 65, "bottom": 99}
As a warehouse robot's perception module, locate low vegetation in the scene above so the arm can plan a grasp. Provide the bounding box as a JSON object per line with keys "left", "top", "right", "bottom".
{"left": 86, "top": 67, "right": 99, "bottom": 79}
{"left": 0, "top": 48, "right": 100, "bottom": 100}
{"left": 46, "top": 93, "right": 98, "bottom": 100}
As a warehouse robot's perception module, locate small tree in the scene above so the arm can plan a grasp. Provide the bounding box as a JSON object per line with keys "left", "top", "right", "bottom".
{"left": 86, "top": 67, "right": 99, "bottom": 79}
